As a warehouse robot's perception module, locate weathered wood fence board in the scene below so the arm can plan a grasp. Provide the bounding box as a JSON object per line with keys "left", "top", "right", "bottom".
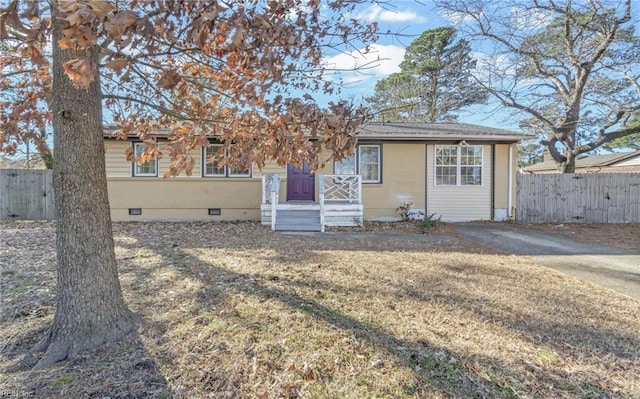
{"left": 1, "top": 169, "right": 55, "bottom": 220}
{"left": 517, "top": 173, "right": 640, "bottom": 223}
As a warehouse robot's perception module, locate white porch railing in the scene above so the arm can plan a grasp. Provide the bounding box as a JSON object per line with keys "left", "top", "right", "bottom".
{"left": 262, "top": 173, "right": 361, "bottom": 232}
{"left": 320, "top": 174, "right": 362, "bottom": 203}
{"left": 261, "top": 174, "right": 277, "bottom": 204}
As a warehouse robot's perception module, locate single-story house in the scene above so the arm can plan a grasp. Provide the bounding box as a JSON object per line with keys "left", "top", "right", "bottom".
{"left": 524, "top": 150, "right": 640, "bottom": 174}
{"left": 104, "top": 122, "right": 530, "bottom": 229}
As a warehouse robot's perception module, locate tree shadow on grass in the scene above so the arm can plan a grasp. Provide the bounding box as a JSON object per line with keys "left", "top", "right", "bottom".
{"left": 113, "top": 232, "right": 587, "bottom": 398}
{"left": 110, "top": 222, "right": 640, "bottom": 397}
{"left": 396, "top": 262, "right": 640, "bottom": 396}
{"left": 142, "top": 247, "right": 510, "bottom": 397}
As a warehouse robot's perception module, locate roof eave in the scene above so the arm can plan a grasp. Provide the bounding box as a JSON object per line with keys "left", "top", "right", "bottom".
{"left": 357, "top": 134, "right": 531, "bottom": 142}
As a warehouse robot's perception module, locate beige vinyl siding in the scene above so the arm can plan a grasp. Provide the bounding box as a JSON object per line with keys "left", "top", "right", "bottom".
{"left": 106, "top": 141, "right": 204, "bottom": 178}
{"left": 252, "top": 160, "right": 286, "bottom": 179}
{"left": 106, "top": 140, "right": 284, "bottom": 179}
{"left": 426, "top": 144, "right": 492, "bottom": 222}
{"left": 105, "top": 141, "right": 133, "bottom": 177}
{"left": 361, "top": 143, "right": 425, "bottom": 219}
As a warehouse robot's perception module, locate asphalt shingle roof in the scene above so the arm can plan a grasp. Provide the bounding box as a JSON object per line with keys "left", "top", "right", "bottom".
{"left": 525, "top": 150, "right": 640, "bottom": 171}
{"left": 105, "top": 122, "right": 531, "bottom": 142}
{"left": 356, "top": 122, "right": 530, "bottom": 141}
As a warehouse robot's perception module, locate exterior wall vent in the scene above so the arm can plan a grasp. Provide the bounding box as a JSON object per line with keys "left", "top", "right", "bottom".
{"left": 128, "top": 208, "right": 142, "bottom": 215}
{"left": 208, "top": 208, "right": 221, "bottom": 216}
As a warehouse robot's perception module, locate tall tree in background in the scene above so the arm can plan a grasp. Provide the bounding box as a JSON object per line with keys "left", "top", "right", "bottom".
{"left": 435, "top": 0, "right": 640, "bottom": 173}
{"left": 604, "top": 115, "right": 640, "bottom": 151}
{"left": 0, "top": 0, "right": 376, "bottom": 369}
{"left": 367, "top": 27, "right": 487, "bottom": 122}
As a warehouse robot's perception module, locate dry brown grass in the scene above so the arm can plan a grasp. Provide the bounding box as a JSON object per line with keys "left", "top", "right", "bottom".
{"left": 1, "top": 221, "right": 639, "bottom": 398}
{"left": 520, "top": 223, "right": 640, "bottom": 252}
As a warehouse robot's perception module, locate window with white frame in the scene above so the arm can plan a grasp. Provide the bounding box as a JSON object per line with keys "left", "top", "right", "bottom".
{"left": 202, "top": 145, "right": 251, "bottom": 177}
{"left": 435, "top": 145, "right": 483, "bottom": 186}
{"left": 132, "top": 142, "right": 158, "bottom": 177}
{"left": 334, "top": 144, "right": 381, "bottom": 183}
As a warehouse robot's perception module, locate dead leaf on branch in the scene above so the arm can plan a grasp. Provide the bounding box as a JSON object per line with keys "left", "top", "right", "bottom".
{"left": 22, "top": 44, "right": 45, "bottom": 65}
{"left": 63, "top": 58, "right": 94, "bottom": 88}
{"left": 104, "top": 11, "right": 137, "bottom": 39}
{"left": 157, "top": 69, "right": 182, "bottom": 90}
{"left": 57, "top": 0, "right": 81, "bottom": 14}
{"left": 64, "top": 8, "right": 90, "bottom": 27}
{"left": 105, "top": 58, "right": 128, "bottom": 74}
{"left": 87, "top": 0, "right": 115, "bottom": 18}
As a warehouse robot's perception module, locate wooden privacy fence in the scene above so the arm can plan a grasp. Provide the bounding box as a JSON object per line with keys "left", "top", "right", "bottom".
{"left": 517, "top": 173, "right": 640, "bottom": 223}
{"left": 1, "top": 169, "right": 55, "bottom": 220}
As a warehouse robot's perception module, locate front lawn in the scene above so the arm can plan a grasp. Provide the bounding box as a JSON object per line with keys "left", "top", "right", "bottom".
{"left": 1, "top": 221, "right": 639, "bottom": 398}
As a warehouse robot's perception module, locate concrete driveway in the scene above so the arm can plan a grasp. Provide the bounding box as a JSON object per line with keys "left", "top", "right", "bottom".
{"left": 455, "top": 223, "right": 640, "bottom": 300}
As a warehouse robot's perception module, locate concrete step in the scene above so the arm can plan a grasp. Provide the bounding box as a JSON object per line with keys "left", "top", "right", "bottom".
{"left": 276, "top": 209, "right": 320, "bottom": 217}
{"left": 273, "top": 207, "right": 322, "bottom": 231}
{"left": 277, "top": 216, "right": 320, "bottom": 223}
{"left": 275, "top": 223, "right": 322, "bottom": 232}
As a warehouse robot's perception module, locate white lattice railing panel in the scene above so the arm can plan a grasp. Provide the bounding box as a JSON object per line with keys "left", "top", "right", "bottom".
{"left": 321, "top": 175, "right": 361, "bottom": 203}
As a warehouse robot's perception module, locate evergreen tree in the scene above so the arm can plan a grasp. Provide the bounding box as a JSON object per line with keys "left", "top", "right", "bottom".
{"left": 367, "top": 27, "right": 487, "bottom": 123}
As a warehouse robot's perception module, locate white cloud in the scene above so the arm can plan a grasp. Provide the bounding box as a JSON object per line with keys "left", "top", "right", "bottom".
{"left": 323, "top": 43, "right": 405, "bottom": 84}
{"left": 509, "top": 6, "right": 554, "bottom": 31}
{"left": 357, "top": 5, "right": 426, "bottom": 23}
{"left": 440, "top": 9, "right": 481, "bottom": 25}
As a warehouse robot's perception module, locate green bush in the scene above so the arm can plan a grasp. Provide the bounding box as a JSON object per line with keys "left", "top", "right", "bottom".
{"left": 420, "top": 213, "right": 441, "bottom": 234}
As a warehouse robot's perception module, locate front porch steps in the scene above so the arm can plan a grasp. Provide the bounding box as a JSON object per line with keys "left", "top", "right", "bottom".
{"left": 261, "top": 202, "right": 363, "bottom": 230}
{"left": 274, "top": 208, "right": 322, "bottom": 232}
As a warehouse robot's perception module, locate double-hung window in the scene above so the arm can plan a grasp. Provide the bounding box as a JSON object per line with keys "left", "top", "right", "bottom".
{"left": 334, "top": 144, "right": 381, "bottom": 183}
{"left": 132, "top": 142, "right": 158, "bottom": 177}
{"left": 202, "top": 145, "right": 251, "bottom": 177}
{"left": 435, "top": 145, "right": 483, "bottom": 186}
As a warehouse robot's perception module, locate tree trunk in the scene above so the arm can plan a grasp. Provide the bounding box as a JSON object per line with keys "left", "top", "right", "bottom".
{"left": 557, "top": 154, "right": 576, "bottom": 173}
{"left": 33, "top": 14, "right": 138, "bottom": 370}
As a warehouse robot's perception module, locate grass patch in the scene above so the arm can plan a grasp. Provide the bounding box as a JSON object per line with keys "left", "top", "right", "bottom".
{"left": 1, "top": 221, "right": 639, "bottom": 398}
{"left": 51, "top": 373, "right": 75, "bottom": 388}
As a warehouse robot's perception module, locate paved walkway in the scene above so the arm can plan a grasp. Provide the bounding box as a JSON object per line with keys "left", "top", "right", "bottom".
{"left": 275, "top": 231, "right": 455, "bottom": 242}
{"left": 455, "top": 223, "right": 640, "bottom": 300}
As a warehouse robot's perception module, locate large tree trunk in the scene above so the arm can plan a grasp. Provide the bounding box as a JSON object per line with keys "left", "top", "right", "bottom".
{"left": 560, "top": 156, "right": 576, "bottom": 173}
{"left": 33, "top": 14, "right": 138, "bottom": 370}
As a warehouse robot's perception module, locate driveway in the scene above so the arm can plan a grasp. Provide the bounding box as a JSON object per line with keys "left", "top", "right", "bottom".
{"left": 455, "top": 223, "right": 640, "bottom": 299}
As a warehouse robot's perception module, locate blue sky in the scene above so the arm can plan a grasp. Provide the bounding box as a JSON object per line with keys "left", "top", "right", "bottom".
{"left": 318, "top": 1, "right": 522, "bottom": 131}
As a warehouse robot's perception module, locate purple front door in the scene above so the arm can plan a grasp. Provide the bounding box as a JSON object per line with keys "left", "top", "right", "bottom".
{"left": 287, "top": 162, "right": 314, "bottom": 201}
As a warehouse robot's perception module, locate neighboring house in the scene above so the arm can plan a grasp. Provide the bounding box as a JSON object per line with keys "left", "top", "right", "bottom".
{"left": 524, "top": 150, "right": 640, "bottom": 174}
{"left": 104, "top": 122, "right": 530, "bottom": 229}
